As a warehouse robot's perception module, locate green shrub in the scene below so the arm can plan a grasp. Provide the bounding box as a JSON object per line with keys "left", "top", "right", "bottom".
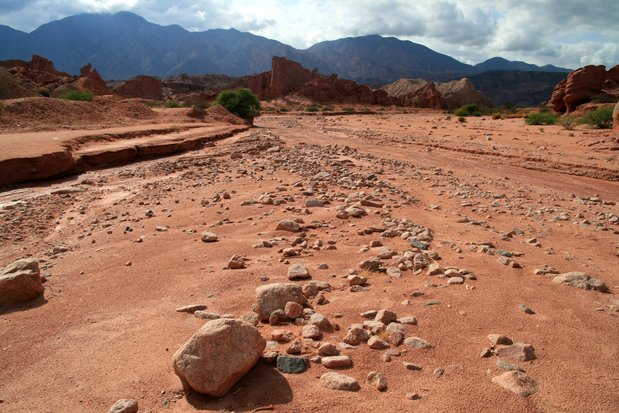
{"left": 454, "top": 103, "right": 482, "bottom": 117}
{"left": 342, "top": 107, "right": 355, "bottom": 113}
{"left": 525, "top": 112, "right": 557, "bottom": 125}
{"left": 306, "top": 103, "right": 320, "bottom": 112}
{"left": 216, "top": 88, "right": 261, "bottom": 119}
{"left": 163, "top": 100, "right": 182, "bottom": 108}
{"left": 279, "top": 107, "right": 289, "bottom": 112}
{"left": 579, "top": 107, "right": 613, "bottom": 129}
{"left": 60, "top": 90, "right": 94, "bottom": 102}
{"left": 559, "top": 115, "right": 577, "bottom": 130}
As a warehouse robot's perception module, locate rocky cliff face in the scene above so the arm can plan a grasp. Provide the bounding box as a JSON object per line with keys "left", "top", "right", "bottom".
{"left": 247, "top": 57, "right": 394, "bottom": 105}
{"left": 114, "top": 76, "right": 163, "bottom": 100}
{"left": 381, "top": 77, "right": 489, "bottom": 109}
{"left": 436, "top": 78, "right": 491, "bottom": 109}
{"left": 550, "top": 65, "right": 619, "bottom": 113}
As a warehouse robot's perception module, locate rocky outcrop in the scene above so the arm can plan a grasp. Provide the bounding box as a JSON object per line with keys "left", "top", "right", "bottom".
{"left": 27, "top": 55, "right": 62, "bottom": 76}
{"left": 436, "top": 78, "right": 491, "bottom": 109}
{"left": 247, "top": 57, "right": 394, "bottom": 105}
{"left": 382, "top": 77, "right": 489, "bottom": 109}
{"left": 614, "top": 101, "right": 619, "bottom": 131}
{"left": 74, "top": 63, "right": 108, "bottom": 95}
{"left": 550, "top": 65, "right": 619, "bottom": 113}
{"left": 115, "top": 76, "right": 163, "bottom": 100}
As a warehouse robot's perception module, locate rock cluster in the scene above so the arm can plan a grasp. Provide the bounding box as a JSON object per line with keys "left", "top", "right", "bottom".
{"left": 550, "top": 64, "right": 619, "bottom": 113}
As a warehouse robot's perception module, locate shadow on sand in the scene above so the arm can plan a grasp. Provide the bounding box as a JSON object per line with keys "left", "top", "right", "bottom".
{"left": 185, "top": 362, "right": 294, "bottom": 411}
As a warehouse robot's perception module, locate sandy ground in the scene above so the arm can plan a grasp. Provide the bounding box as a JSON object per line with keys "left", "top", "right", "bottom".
{"left": 0, "top": 108, "right": 618, "bottom": 413}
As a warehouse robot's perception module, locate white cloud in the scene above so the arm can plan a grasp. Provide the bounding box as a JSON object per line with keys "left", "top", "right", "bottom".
{"left": 0, "top": 0, "right": 617, "bottom": 69}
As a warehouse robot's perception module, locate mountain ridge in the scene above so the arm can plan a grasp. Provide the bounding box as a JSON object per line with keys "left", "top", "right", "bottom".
{"left": 0, "top": 11, "right": 571, "bottom": 82}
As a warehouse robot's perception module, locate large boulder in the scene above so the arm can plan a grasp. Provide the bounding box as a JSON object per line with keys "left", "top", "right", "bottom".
{"left": 564, "top": 65, "right": 606, "bottom": 112}
{"left": 0, "top": 258, "right": 44, "bottom": 308}
{"left": 253, "top": 283, "right": 308, "bottom": 321}
{"left": 550, "top": 78, "right": 567, "bottom": 112}
{"left": 172, "top": 318, "right": 266, "bottom": 397}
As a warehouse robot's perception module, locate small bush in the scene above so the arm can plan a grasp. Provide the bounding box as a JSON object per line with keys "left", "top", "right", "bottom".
{"left": 216, "top": 88, "right": 261, "bottom": 119}
{"left": 279, "top": 107, "right": 289, "bottom": 112}
{"left": 454, "top": 103, "right": 482, "bottom": 117}
{"left": 525, "top": 112, "right": 557, "bottom": 125}
{"left": 491, "top": 113, "right": 501, "bottom": 120}
{"left": 559, "top": 115, "right": 576, "bottom": 130}
{"left": 342, "top": 107, "right": 355, "bottom": 113}
{"left": 458, "top": 116, "right": 466, "bottom": 123}
{"left": 60, "top": 90, "right": 94, "bottom": 102}
{"left": 579, "top": 107, "right": 613, "bottom": 129}
{"left": 306, "top": 103, "right": 320, "bottom": 112}
{"left": 163, "top": 100, "right": 182, "bottom": 108}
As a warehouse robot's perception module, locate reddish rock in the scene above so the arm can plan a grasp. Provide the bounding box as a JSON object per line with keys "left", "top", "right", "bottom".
{"left": 75, "top": 64, "right": 108, "bottom": 95}
{"left": 115, "top": 76, "right": 163, "bottom": 100}
{"left": 550, "top": 78, "right": 567, "bottom": 112}
{"left": 564, "top": 65, "right": 606, "bottom": 112}
{"left": 247, "top": 56, "right": 394, "bottom": 105}
{"left": 27, "top": 55, "right": 60, "bottom": 75}
{"left": 436, "top": 78, "right": 491, "bottom": 109}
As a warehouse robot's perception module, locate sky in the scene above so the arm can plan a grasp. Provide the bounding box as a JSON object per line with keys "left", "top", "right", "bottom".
{"left": 1, "top": 0, "right": 618, "bottom": 69}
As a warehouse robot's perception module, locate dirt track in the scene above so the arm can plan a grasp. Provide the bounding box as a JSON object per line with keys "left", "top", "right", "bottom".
{"left": 1, "top": 110, "right": 618, "bottom": 412}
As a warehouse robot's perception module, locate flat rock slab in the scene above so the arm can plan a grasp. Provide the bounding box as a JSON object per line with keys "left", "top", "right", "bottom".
{"left": 276, "top": 355, "right": 308, "bottom": 374}
{"left": 172, "top": 318, "right": 266, "bottom": 397}
{"left": 494, "top": 343, "right": 535, "bottom": 361}
{"left": 288, "top": 263, "right": 310, "bottom": 280}
{"left": 320, "top": 372, "right": 360, "bottom": 392}
{"left": 492, "top": 371, "right": 538, "bottom": 397}
{"left": 552, "top": 272, "right": 608, "bottom": 292}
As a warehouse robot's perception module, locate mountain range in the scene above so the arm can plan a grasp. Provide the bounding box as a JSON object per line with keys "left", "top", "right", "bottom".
{"left": 0, "top": 11, "right": 571, "bottom": 83}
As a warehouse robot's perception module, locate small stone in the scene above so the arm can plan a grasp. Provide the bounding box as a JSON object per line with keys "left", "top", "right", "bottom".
{"left": 496, "top": 359, "right": 525, "bottom": 372}
{"left": 403, "top": 337, "right": 432, "bottom": 349}
{"left": 309, "top": 313, "right": 332, "bottom": 331}
{"left": 276, "top": 219, "right": 301, "bottom": 232}
{"left": 322, "top": 355, "right": 352, "bottom": 368}
{"left": 366, "top": 371, "right": 388, "bottom": 391}
{"left": 348, "top": 274, "right": 367, "bottom": 286}
{"left": 200, "top": 231, "right": 218, "bottom": 242}
{"left": 375, "top": 309, "right": 397, "bottom": 324}
{"left": 360, "top": 310, "right": 378, "bottom": 318}
{"left": 386, "top": 267, "right": 402, "bottom": 278}
{"left": 176, "top": 304, "right": 207, "bottom": 313}
{"left": 317, "top": 263, "right": 329, "bottom": 270}
{"left": 368, "top": 336, "right": 390, "bottom": 350}
{"left": 269, "top": 309, "right": 288, "bottom": 326}
{"left": 492, "top": 371, "right": 538, "bottom": 397}
{"left": 227, "top": 255, "right": 245, "bottom": 269}
{"left": 404, "top": 362, "right": 422, "bottom": 371}
{"left": 480, "top": 348, "right": 492, "bottom": 358}
{"left": 108, "top": 399, "right": 138, "bottom": 413}
{"left": 519, "top": 304, "right": 535, "bottom": 314}
{"left": 286, "top": 339, "right": 302, "bottom": 355}
{"left": 487, "top": 334, "right": 513, "bottom": 346}
{"left": 302, "top": 324, "right": 322, "bottom": 339}
{"left": 396, "top": 316, "right": 417, "bottom": 325}
{"left": 288, "top": 263, "right": 310, "bottom": 280}
{"left": 271, "top": 329, "right": 295, "bottom": 343}
{"left": 318, "top": 343, "right": 340, "bottom": 356}
{"left": 494, "top": 343, "right": 535, "bottom": 361}
{"left": 447, "top": 276, "right": 464, "bottom": 285}
{"left": 320, "top": 372, "right": 360, "bottom": 392}
{"left": 405, "top": 392, "right": 421, "bottom": 400}
{"left": 276, "top": 355, "right": 308, "bottom": 374}
{"left": 284, "top": 301, "right": 304, "bottom": 319}
{"left": 434, "top": 367, "right": 444, "bottom": 377}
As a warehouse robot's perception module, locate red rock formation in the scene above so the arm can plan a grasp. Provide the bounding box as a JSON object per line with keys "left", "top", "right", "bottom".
{"left": 115, "top": 76, "right": 163, "bottom": 100}
{"left": 551, "top": 65, "right": 619, "bottom": 113}
{"left": 614, "top": 101, "right": 619, "bottom": 131}
{"left": 75, "top": 64, "right": 108, "bottom": 95}
{"left": 27, "top": 55, "right": 60, "bottom": 75}
{"left": 247, "top": 57, "right": 394, "bottom": 105}
{"left": 436, "top": 78, "right": 491, "bottom": 109}
{"left": 550, "top": 79, "right": 567, "bottom": 112}
{"left": 564, "top": 65, "right": 606, "bottom": 112}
